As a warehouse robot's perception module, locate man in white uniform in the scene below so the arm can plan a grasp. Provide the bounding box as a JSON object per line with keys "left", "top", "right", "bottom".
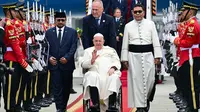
{"left": 81, "top": 33, "right": 121, "bottom": 112}
{"left": 121, "top": 4, "right": 162, "bottom": 112}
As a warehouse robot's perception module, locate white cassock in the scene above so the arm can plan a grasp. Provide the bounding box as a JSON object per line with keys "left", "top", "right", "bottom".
{"left": 81, "top": 46, "right": 121, "bottom": 106}
{"left": 121, "top": 19, "right": 162, "bottom": 108}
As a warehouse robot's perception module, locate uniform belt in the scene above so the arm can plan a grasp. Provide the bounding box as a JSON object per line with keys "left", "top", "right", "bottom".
{"left": 129, "top": 44, "right": 153, "bottom": 53}
{"left": 6, "top": 47, "right": 13, "bottom": 51}
{"left": 180, "top": 44, "right": 200, "bottom": 51}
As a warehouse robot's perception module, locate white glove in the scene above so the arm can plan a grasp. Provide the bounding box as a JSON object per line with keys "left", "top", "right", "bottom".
{"left": 31, "top": 63, "right": 38, "bottom": 70}
{"left": 25, "top": 64, "right": 34, "bottom": 73}
{"left": 27, "top": 37, "right": 32, "bottom": 44}
{"left": 32, "top": 58, "right": 43, "bottom": 71}
{"left": 169, "top": 35, "right": 178, "bottom": 43}
{"left": 35, "top": 34, "right": 40, "bottom": 41}
{"left": 40, "top": 34, "right": 45, "bottom": 41}
{"left": 41, "top": 59, "right": 46, "bottom": 67}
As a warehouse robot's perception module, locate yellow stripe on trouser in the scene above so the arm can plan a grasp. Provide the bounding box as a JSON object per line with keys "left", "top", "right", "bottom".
{"left": 30, "top": 79, "right": 33, "bottom": 99}
{"left": 188, "top": 49, "right": 197, "bottom": 109}
{"left": 190, "top": 65, "right": 197, "bottom": 109}
{"left": 15, "top": 75, "right": 22, "bottom": 104}
{"left": 24, "top": 84, "right": 27, "bottom": 101}
{"left": 47, "top": 70, "right": 50, "bottom": 94}
{"left": 7, "top": 61, "right": 13, "bottom": 110}
{"left": 34, "top": 72, "right": 38, "bottom": 96}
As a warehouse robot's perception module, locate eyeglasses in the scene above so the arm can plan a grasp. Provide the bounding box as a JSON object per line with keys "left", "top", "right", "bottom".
{"left": 57, "top": 19, "right": 65, "bottom": 22}
{"left": 133, "top": 10, "right": 143, "bottom": 14}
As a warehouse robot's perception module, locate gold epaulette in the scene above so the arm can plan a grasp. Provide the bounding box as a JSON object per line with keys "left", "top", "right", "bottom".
{"left": 6, "top": 20, "right": 11, "bottom": 26}
{"left": 190, "top": 19, "right": 195, "bottom": 24}
{"left": 23, "top": 21, "right": 27, "bottom": 25}
{"left": 15, "top": 20, "right": 19, "bottom": 24}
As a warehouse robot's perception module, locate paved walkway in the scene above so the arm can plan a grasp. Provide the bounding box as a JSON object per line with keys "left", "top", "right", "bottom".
{"left": 0, "top": 76, "right": 179, "bottom": 112}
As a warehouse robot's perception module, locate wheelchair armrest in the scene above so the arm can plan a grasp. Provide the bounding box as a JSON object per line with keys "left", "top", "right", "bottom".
{"left": 82, "top": 68, "right": 89, "bottom": 74}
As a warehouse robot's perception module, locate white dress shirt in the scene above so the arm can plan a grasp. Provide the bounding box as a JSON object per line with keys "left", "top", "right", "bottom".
{"left": 56, "top": 26, "right": 65, "bottom": 41}
{"left": 95, "top": 16, "right": 102, "bottom": 25}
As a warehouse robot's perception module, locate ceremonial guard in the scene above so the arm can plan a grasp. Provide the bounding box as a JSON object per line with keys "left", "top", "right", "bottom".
{"left": 0, "top": 2, "right": 34, "bottom": 112}
{"left": 172, "top": 1, "right": 200, "bottom": 112}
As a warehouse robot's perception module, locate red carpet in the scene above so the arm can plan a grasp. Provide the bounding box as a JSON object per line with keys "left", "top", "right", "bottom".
{"left": 67, "top": 70, "right": 136, "bottom": 112}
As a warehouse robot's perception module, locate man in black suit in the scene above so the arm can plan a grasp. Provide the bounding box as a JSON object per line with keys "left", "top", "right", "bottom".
{"left": 113, "top": 8, "right": 125, "bottom": 58}
{"left": 45, "top": 12, "right": 78, "bottom": 112}
{"left": 102, "top": 0, "right": 111, "bottom": 14}
{"left": 111, "top": 0, "right": 128, "bottom": 19}
{"left": 0, "top": 18, "right": 5, "bottom": 51}
{"left": 82, "top": 0, "right": 116, "bottom": 49}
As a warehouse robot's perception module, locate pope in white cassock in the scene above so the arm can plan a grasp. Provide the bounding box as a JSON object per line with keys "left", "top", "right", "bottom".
{"left": 81, "top": 33, "right": 121, "bottom": 112}
{"left": 121, "top": 4, "right": 162, "bottom": 112}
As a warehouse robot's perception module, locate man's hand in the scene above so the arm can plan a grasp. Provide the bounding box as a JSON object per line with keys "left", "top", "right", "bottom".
{"left": 91, "top": 50, "right": 99, "bottom": 64}
{"left": 60, "top": 57, "right": 67, "bottom": 64}
{"left": 154, "top": 58, "right": 161, "bottom": 65}
{"left": 116, "top": 36, "right": 119, "bottom": 41}
{"left": 49, "top": 56, "right": 57, "bottom": 65}
{"left": 108, "top": 68, "right": 115, "bottom": 76}
{"left": 122, "top": 61, "right": 129, "bottom": 70}
{"left": 0, "top": 18, "right": 5, "bottom": 27}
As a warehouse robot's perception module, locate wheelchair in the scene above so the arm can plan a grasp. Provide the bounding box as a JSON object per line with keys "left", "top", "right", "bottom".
{"left": 83, "top": 85, "right": 123, "bottom": 112}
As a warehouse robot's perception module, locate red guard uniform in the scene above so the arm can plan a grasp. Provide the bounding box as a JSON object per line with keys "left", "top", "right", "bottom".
{"left": 175, "top": 17, "right": 200, "bottom": 66}
{"left": 4, "top": 18, "right": 28, "bottom": 68}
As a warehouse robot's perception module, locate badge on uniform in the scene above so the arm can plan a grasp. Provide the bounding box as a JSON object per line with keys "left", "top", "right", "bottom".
{"left": 188, "top": 26, "right": 194, "bottom": 32}
{"left": 8, "top": 29, "right": 14, "bottom": 35}
{"left": 16, "top": 27, "right": 22, "bottom": 33}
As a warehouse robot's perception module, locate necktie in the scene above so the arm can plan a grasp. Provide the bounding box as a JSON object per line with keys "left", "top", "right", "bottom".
{"left": 95, "top": 18, "right": 100, "bottom": 26}
{"left": 58, "top": 28, "right": 62, "bottom": 44}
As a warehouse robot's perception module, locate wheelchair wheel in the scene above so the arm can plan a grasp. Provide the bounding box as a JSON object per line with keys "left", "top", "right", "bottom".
{"left": 116, "top": 87, "right": 122, "bottom": 112}
{"left": 83, "top": 99, "right": 91, "bottom": 112}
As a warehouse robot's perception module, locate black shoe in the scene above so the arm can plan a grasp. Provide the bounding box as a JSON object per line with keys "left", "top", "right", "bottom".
{"left": 24, "top": 106, "right": 39, "bottom": 112}
{"left": 70, "top": 89, "right": 77, "bottom": 94}
{"left": 136, "top": 108, "right": 146, "bottom": 112}
{"left": 6, "top": 108, "right": 15, "bottom": 112}
{"left": 34, "top": 101, "right": 50, "bottom": 107}
{"left": 177, "top": 103, "right": 188, "bottom": 109}
{"left": 50, "top": 96, "right": 55, "bottom": 102}
{"left": 178, "top": 107, "right": 192, "bottom": 112}
{"left": 30, "top": 104, "right": 41, "bottom": 110}
{"left": 90, "top": 104, "right": 100, "bottom": 112}
{"left": 106, "top": 105, "right": 118, "bottom": 112}
{"left": 42, "top": 98, "right": 53, "bottom": 104}
{"left": 14, "top": 106, "right": 25, "bottom": 112}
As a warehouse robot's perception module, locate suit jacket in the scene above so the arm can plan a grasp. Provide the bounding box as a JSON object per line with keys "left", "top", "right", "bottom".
{"left": 114, "top": 17, "right": 125, "bottom": 41}
{"left": 46, "top": 26, "right": 78, "bottom": 71}
{"left": 0, "top": 27, "right": 5, "bottom": 56}
{"left": 82, "top": 13, "right": 116, "bottom": 49}
{"left": 102, "top": 0, "right": 111, "bottom": 14}
{"left": 111, "top": 0, "right": 128, "bottom": 19}
{"left": 0, "top": 27, "right": 5, "bottom": 47}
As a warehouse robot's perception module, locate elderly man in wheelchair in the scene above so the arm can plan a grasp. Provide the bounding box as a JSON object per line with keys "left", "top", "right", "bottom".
{"left": 81, "top": 33, "right": 122, "bottom": 112}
